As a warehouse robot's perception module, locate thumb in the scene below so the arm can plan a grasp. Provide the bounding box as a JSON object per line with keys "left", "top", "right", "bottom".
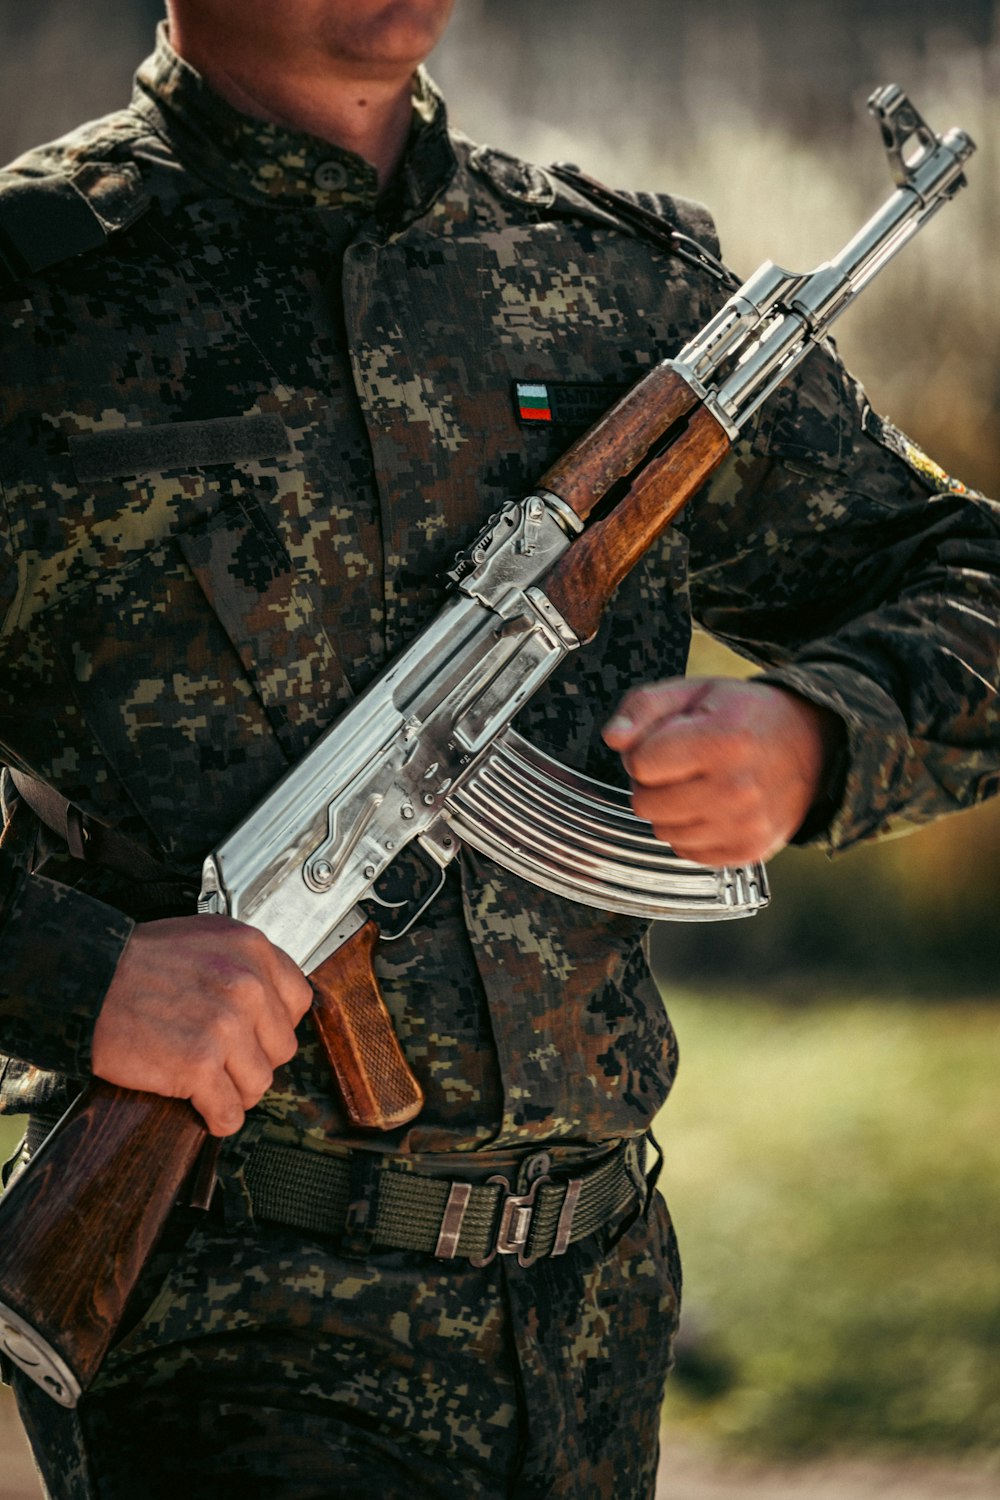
{"left": 602, "top": 677, "right": 714, "bottom": 750}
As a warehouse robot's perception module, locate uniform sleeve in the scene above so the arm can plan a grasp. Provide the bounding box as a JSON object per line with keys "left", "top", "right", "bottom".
{"left": 683, "top": 342, "right": 1000, "bottom": 852}
{"left": 0, "top": 462, "right": 134, "bottom": 1080}
{"left": 0, "top": 807, "right": 134, "bottom": 1080}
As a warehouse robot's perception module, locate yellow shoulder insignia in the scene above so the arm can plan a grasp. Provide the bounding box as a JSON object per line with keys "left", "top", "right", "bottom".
{"left": 862, "top": 405, "right": 984, "bottom": 499}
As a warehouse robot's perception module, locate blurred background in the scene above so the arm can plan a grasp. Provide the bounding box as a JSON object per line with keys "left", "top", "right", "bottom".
{"left": 1, "top": 1, "right": 998, "bottom": 1495}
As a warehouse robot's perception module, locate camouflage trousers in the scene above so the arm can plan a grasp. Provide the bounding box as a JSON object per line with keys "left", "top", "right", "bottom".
{"left": 12, "top": 1183, "right": 681, "bottom": 1500}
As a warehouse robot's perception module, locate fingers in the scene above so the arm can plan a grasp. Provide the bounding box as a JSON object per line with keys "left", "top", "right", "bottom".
{"left": 170, "top": 990, "right": 283, "bottom": 1138}
{"left": 245, "top": 926, "right": 314, "bottom": 1028}
{"left": 604, "top": 676, "right": 751, "bottom": 793}
{"left": 601, "top": 676, "right": 842, "bottom": 865}
{"left": 191, "top": 1072, "right": 247, "bottom": 1140}
{"left": 94, "top": 915, "right": 313, "bottom": 1137}
{"left": 623, "top": 716, "right": 739, "bottom": 788}
{"left": 629, "top": 769, "right": 781, "bottom": 864}
{"left": 603, "top": 677, "right": 714, "bottom": 752}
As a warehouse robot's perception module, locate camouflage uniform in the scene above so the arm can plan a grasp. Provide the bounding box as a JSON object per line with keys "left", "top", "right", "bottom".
{"left": 1, "top": 24, "right": 999, "bottom": 1499}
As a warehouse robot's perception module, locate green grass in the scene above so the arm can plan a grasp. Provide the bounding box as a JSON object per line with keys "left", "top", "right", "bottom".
{"left": 656, "top": 990, "right": 1000, "bottom": 1462}
{"left": 0, "top": 1118, "right": 25, "bottom": 1181}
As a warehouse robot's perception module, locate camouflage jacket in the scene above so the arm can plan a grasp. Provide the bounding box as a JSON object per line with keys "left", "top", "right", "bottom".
{"left": 1, "top": 28, "right": 998, "bottom": 1161}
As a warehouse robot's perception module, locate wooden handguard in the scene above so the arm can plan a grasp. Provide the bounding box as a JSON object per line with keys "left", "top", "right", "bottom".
{"left": 541, "top": 362, "right": 704, "bottom": 521}
{"left": 0, "top": 1083, "right": 206, "bottom": 1404}
{"left": 540, "top": 368, "right": 733, "bottom": 640}
{"left": 310, "top": 918, "right": 424, "bottom": 1130}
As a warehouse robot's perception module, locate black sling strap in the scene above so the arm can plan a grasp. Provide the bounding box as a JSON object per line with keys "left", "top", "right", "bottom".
{"left": 7, "top": 768, "right": 181, "bottom": 887}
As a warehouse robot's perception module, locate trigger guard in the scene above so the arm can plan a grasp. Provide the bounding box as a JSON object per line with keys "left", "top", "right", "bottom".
{"left": 364, "top": 844, "right": 447, "bottom": 941}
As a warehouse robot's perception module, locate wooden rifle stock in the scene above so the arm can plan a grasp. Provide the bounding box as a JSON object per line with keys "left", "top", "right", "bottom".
{"left": 0, "top": 920, "right": 422, "bottom": 1404}
{"left": 0, "top": 1083, "right": 205, "bottom": 1405}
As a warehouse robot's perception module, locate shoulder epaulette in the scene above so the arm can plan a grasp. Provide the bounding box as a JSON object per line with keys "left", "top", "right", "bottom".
{"left": 467, "top": 144, "right": 558, "bottom": 211}
{"left": 467, "top": 145, "right": 733, "bottom": 288}
{"left": 550, "top": 163, "right": 724, "bottom": 265}
{"left": 0, "top": 161, "right": 149, "bottom": 289}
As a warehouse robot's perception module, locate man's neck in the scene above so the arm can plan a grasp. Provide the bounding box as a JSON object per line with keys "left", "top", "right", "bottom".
{"left": 168, "top": 28, "right": 415, "bottom": 186}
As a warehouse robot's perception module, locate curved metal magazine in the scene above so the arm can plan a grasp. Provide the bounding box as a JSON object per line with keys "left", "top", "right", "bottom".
{"left": 444, "top": 728, "right": 769, "bottom": 920}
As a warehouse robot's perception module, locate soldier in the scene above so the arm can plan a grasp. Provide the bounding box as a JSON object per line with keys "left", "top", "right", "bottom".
{"left": 0, "top": 2, "right": 997, "bottom": 1497}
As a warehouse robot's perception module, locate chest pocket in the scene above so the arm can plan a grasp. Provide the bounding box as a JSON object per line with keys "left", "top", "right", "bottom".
{"left": 38, "top": 494, "right": 350, "bottom": 867}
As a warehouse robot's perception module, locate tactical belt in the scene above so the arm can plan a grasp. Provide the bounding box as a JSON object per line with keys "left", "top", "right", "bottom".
{"left": 243, "top": 1139, "right": 642, "bottom": 1267}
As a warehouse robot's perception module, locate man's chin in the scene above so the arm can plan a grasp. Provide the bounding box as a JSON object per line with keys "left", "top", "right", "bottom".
{"left": 322, "top": 0, "right": 456, "bottom": 69}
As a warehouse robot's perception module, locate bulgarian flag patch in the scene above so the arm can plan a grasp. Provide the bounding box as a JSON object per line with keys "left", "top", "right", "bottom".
{"left": 515, "top": 382, "right": 553, "bottom": 423}
{"left": 513, "top": 377, "right": 630, "bottom": 430}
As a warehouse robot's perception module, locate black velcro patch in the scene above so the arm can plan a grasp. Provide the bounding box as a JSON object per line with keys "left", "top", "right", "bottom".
{"left": 69, "top": 412, "right": 290, "bottom": 482}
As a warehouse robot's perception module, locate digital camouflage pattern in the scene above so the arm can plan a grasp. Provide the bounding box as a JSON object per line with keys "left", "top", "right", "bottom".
{"left": 1, "top": 22, "right": 999, "bottom": 1498}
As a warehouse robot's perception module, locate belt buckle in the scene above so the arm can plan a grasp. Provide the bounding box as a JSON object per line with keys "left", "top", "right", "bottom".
{"left": 471, "top": 1172, "right": 551, "bottom": 1269}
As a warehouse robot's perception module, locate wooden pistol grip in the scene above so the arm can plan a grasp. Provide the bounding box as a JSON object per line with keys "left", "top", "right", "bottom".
{"left": 309, "top": 918, "right": 424, "bottom": 1131}
{"left": 0, "top": 1083, "right": 206, "bottom": 1404}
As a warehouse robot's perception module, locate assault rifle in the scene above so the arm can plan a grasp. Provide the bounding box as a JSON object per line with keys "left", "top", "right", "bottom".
{"left": 0, "top": 87, "right": 974, "bottom": 1406}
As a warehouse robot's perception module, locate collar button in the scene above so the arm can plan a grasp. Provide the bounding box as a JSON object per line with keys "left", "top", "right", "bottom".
{"left": 314, "top": 160, "right": 349, "bottom": 193}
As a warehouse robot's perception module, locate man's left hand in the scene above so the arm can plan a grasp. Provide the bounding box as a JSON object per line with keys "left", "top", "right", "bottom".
{"left": 603, "top": 677, "right": 843, "bottom": 865}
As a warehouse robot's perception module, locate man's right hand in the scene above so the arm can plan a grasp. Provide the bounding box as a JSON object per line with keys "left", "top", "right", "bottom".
{"left": 91, "top": 916, "right": 314, "bottom": 1137}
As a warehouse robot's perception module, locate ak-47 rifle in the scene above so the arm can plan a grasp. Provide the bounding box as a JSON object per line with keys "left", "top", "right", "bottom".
{"left": 0, "top": 87, "right": 974, "bottom": 1407}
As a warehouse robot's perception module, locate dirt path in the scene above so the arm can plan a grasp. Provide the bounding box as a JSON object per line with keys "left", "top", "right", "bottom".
{"left": 3, "top": 1409, "right": 999, "bottom": 1498}
{"left": 0, "top": 1413, "right": 38, "bottom": 1500}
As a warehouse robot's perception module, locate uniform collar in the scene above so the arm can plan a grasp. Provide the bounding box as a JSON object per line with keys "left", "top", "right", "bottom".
{"left": 132, "top": 22, "right": 456, "bottom": 220}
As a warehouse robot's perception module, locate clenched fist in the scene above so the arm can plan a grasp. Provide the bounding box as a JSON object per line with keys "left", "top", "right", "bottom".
{"left": 603, "top": 676, "right": 844, "bottom": 866}
{"left": 92, "top": 915, "right": 314, "bottom": 1137}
